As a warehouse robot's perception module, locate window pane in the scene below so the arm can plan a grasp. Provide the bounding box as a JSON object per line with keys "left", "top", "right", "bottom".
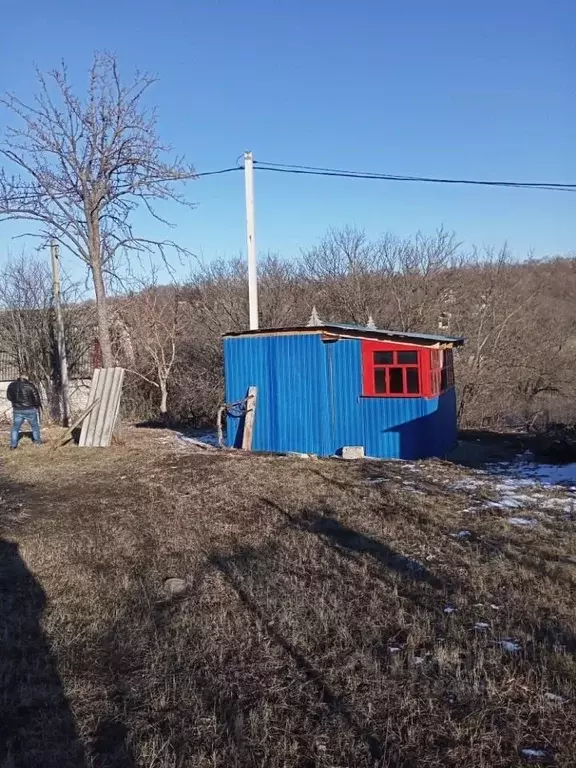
{"left": 398, "top": 350, "right": 418, "bottom": 365}
{"left": 389, "top": 367, "right": 404, "bottom": 394}
{"left": 406, "top": 367, "right": 420, "bottom": 394}
{"left": 374, "top": 369, "right": 387, "bottom": 394}
{"left": 374, "top": 351, "right": 393, "bottom": 365}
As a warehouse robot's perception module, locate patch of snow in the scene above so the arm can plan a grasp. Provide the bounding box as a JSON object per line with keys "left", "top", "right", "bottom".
{"left": 508, "top": 517, "right": 539, "bottom": 527}
{"left": 443, "top": 605, "right": 457, "bottom": 614}
{"left": 475, "top": 622, "right": 490, "bottom": 630}
{"left": 195, "top": 431, "right": 221, "bottom": 447}
{"left": 545, "top": 692, "right": 568, "bottom": 704}
{"left": 497, "top": 492, "right": 538, "bottom": 504}
{"left": 177, "top": 431, "right": 221, "bottom": 448}
{"left": 520, "top": 747, "right": 548, "bottom": 760}
{"left": 450, "top": 530, "right": 472, "bottom": 538}
{"left": 486, "top": 498, "right": 525, "bottom": 510}
{"left": 388, "top": 646, "right": 402, "bottom": 653}
{"left": 490, "top": 604, "right": 502, "bottom": 611}
{"left": 451, "top": 479, "right": 484, "bottom": 492}
{"left": 368, "top": 477, "right": 388, "bottom": 484}
{"left": 499, "top": 639, "right": 521, "bottom": 652}
{"left": 489, "top": 460, "right": 576, "bottom": 488}
{"left": 490, "top": 477, "right": 536, "bottom": 491}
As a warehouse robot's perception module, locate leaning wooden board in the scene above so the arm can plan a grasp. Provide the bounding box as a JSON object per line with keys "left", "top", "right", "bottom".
{"left": 241, "top": 386, "right": 258, "bottom": 451}
{"left": 79, "top": 368, "right": 125, "bottom": 448}
{"left": 50, "top": 399, "right": 101, "bottom": 451}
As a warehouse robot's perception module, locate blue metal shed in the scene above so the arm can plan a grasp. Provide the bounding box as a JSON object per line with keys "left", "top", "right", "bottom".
{"left": 223, "top": 323, "right": 464, "bottom": 460}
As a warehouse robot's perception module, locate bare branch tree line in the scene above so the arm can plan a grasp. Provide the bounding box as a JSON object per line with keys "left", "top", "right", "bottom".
{"left": 2, "top": 223, "right": 575, "bottom": 431}
{"left": 180, "top": 232, "right": 576, "bottom": 430}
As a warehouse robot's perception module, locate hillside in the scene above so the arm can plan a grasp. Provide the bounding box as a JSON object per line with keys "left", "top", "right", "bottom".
{"left": 1, "top": 430, "right": 575, "bottom": 766}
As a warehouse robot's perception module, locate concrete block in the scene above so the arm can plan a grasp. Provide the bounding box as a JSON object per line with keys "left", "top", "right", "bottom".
{"left": 342, "top": 445, "right": 365, "bottom": 460}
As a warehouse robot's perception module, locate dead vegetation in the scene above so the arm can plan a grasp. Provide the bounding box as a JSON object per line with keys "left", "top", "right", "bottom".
{"left": 1, "top": 430, "right": 575, "bottom": 766}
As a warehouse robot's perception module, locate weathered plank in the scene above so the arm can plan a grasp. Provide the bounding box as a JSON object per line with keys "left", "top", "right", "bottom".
{"left": 50, "top": 399, "right": 101, "bottom": 451}
{"left": 79, "top": 368, "right": 125, "bottom": 447}
{"left": 241, "top": 386, "right": 258, "bottom": 451}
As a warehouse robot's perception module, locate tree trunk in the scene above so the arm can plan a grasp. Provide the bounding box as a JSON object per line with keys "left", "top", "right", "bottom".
{"left": 92, "top": 260, "right": 113, "bottom": 367}
{"left": 88, "top": 212, "right": 114, "bottom": 368}
{"left": 159, "top": 380, "right": 168, "bottom": 415}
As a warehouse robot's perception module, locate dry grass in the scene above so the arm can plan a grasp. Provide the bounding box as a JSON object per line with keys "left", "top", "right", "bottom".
{"left": 1, "top": 427, "right": 575, "bottom": 767}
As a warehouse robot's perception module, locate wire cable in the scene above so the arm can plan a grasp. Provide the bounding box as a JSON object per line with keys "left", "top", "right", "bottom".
{"left": 195, "top": 166, "right": 243, "bottom": 178}
{"left": 253, "top": 160, "right": 576, "bottom": 192}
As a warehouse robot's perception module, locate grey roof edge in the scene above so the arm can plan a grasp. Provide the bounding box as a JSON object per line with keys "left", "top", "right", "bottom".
{"left": 222, "top": 323, "right": 465, "bottom": 346}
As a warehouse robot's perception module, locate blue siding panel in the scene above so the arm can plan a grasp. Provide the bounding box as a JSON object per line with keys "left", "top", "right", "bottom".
{"left": 223, "top": 334, "right": 458, "bottom": 459}
{"left": 326, "top": 340, "right": 364, "bottom": 450}
{"left": 223, "top": 334, "right": 331, "bottom": 455}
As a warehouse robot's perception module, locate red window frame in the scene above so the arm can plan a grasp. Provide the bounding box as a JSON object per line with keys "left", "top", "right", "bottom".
{"left": 361, "top": 341, "right": 426, "bottom": 398}
{"left": 430, "top": 348, "right": 442, "bottom": 397}
{"left": 361, "top": 341, "right": 455, "bottom": 398}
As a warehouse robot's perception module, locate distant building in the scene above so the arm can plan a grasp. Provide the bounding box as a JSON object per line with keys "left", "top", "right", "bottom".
{"left": 223, "top": 322, "right": 464, "bottom": 460}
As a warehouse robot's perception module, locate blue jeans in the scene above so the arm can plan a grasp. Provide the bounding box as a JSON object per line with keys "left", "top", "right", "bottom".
{"left": 11, "top": 408, "right": 41, "bottom": 448}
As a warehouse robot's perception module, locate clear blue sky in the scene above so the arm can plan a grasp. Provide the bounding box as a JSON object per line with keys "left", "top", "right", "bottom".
{"left": 0, "top": 0, "right": 574, "bottom": 281}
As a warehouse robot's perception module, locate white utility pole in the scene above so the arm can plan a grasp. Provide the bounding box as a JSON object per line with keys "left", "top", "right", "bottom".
{"left": 50, "top": 241, "right": 70, "bottom": 426}
{"left": 243, "top": 150, "right": 259, "bottom": 330}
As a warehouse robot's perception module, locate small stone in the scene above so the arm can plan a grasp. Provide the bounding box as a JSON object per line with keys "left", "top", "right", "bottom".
{"left": 164, "top": 577, "right": 188, "bottom": 596}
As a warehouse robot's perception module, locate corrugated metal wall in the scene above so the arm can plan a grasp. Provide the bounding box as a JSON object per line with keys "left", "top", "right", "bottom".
{"left": 224, "top": 334, "right": 332, "bottom": 455}
{"left": 224, "top": 334, "right": 458, "bottom": 459}
{"left": 326, "top": 339, "right": 456, "bottom": 459}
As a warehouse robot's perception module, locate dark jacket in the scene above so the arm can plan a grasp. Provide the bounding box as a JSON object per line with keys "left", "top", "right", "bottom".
{"left": 7, "top": 379, "right": 41, "bottom": 411}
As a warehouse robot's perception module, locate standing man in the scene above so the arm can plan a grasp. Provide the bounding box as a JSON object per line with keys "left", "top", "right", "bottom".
{"left": 7, "top": 373, "right": 42, "bottom": 449}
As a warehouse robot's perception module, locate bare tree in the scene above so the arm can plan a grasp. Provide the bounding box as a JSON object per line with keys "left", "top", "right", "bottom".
{"left": 0, "top": 53, "right": 196, "bottom": 367}
{"left": 120, "top": 283, "right": 185, "bottom": 417}
{"left": 0, "top": 253, "right": 93, "bottom": 419}
{"left": 300, "top": 227, "right": 393, "bottom": 323}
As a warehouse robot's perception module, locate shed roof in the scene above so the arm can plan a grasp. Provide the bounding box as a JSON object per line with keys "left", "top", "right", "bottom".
{"left": 223, "top": 322, "right": 465, "bottom": 347}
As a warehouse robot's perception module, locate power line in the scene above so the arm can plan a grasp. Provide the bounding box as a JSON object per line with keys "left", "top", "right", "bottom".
{"left": 196, "top": 166, "right": 243, "bottom": 178}
{"left": 252, "top": 160, "right": 576, "bottom": 192}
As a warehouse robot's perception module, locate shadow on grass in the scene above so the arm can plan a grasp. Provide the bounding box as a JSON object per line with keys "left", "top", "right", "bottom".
{"left": 0, "top": 534, "right": 85, "bottom": 768}
{"left": 209, "top": 548, "right": 414, "bottom": 768}
{"left": 263, "top": 497, "right": 445, "bottom": 590}
{"left": 91, "top": 718, "right": 137, "bottom": 768}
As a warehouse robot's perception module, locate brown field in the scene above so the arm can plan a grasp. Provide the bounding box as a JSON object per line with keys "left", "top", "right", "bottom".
{"left": 0, "top": 427, "right": 575, "bottom": 767}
